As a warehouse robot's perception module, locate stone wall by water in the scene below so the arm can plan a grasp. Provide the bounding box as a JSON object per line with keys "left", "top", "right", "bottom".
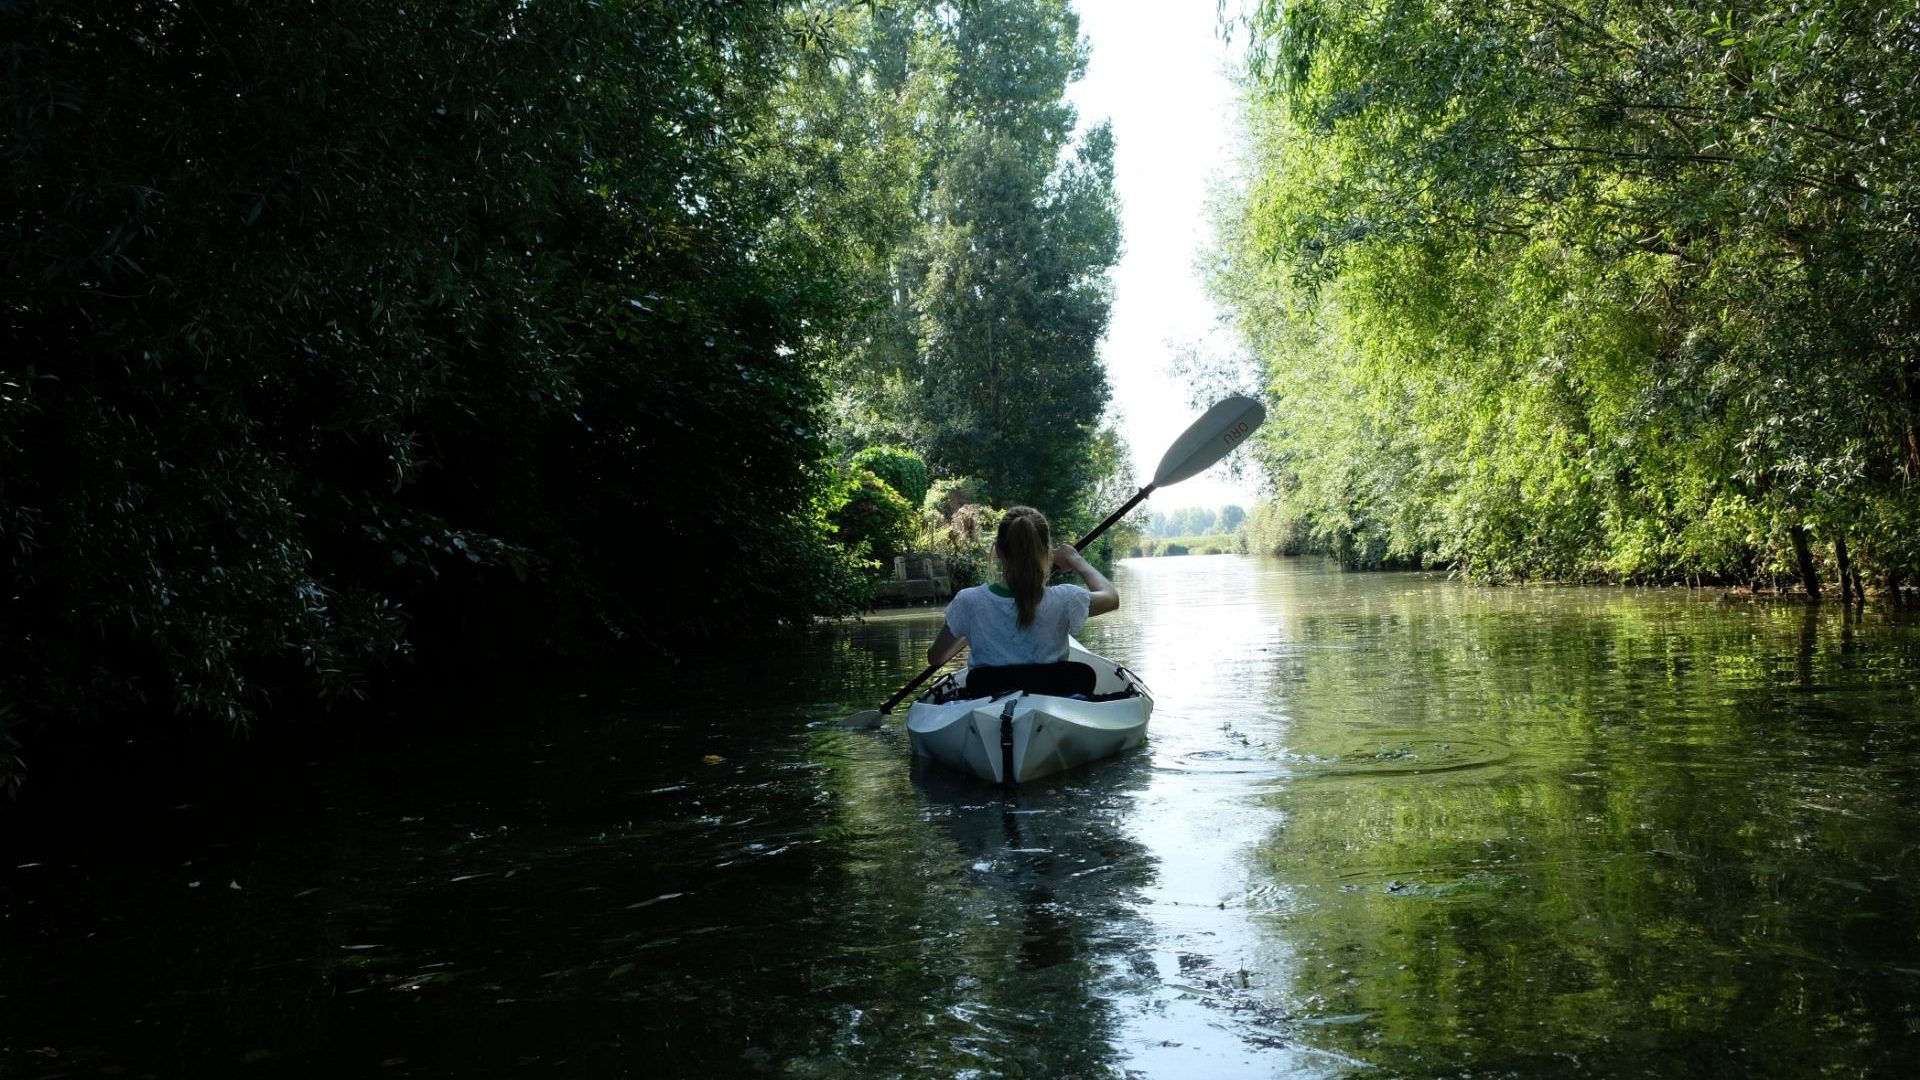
{"left": 870, "top": 553, "right": 953, "bottom": 604}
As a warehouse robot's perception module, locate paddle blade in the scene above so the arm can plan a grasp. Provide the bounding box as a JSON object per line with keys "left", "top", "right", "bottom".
{"left": 839, "top": 709, "right": 886, "bottom": 730}
{"left": 1151, "top": 395, "right": 1265, "bottom": 488}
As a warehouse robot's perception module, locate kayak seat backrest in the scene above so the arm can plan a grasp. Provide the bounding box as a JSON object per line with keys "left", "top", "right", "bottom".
{"left": 964, "top": 661, "right": 1097, "bottom": 699}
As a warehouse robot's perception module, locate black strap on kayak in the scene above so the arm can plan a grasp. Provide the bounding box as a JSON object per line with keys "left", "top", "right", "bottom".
{"left": 1113, "top": 665, "right": 1152, "bottom": 696}
{"left": 999, "top": 697, "right": 1018, "bottom": 787}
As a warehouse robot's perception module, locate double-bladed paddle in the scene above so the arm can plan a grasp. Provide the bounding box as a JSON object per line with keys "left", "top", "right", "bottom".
{"left": 838, "top": 395, "right": 1266, "bottom": 729}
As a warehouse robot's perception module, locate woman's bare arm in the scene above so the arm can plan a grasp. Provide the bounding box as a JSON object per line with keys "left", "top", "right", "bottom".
{"left": 1052, "top": 544, "right": 1119, "bottom": 616}
{"left": 928, "top": 623, "right": 967, "bottom": 667}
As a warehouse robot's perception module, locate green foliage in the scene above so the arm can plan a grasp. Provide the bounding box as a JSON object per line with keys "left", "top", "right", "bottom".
{"left": 922, "top": 476, "right": 987, "bottom": 520}
{"left": 820, "top": 0, "right": 1124, "bottom": 520}
{"left": 850, "top": 445, "right": 931, "bottom": 510}
{"left": 1242, "top": 498, "right": 1313, "bottom": 557}
{"left": 912, "top": 119, "right": 1121, "bottom": 513}
{"left": 919, "top": 501, "right": 1005, "bottom": 591}
{"left": 1, "top": 0, "right": 902, "bottom": 753}
{"left": 831, "top": 468, "right": 919, "bottom": 562}
{"left": 1058, "top": 424, "right": 1137, "bottom": 544}
{"left": 0, "top": 0, "right": 1121, "bottom": 774}
{"left": 1215, "top": 0, "right": 1920, "bottom": 589}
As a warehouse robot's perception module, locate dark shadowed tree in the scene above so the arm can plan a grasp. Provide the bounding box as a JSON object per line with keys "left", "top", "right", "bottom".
{"left": 0, "top": 0, "right": 905, "bottom": 759}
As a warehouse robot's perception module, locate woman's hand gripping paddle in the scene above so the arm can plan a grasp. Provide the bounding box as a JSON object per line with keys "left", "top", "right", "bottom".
{"left": 838, "top": 396, "right": 1265, "bottom": 729}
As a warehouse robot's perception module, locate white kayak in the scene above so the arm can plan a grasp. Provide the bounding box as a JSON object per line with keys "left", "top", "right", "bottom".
{"left": 906, "top": 639, "right": 1152, "bottom": 783}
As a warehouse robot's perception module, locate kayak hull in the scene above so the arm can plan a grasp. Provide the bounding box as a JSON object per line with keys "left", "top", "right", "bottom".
{"left": 905, "top": 640, "right": 1151, "bottom": 783}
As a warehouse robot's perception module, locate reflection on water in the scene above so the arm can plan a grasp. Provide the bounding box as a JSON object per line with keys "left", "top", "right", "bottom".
{"left": 1203, "top": 565, "right": 1920, "bottom": 1078}
{"left": 4, "top": 557, "right": 1920, "bottom": 1077}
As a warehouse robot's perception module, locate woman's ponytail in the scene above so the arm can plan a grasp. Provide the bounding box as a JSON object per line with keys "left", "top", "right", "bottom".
{"left": 996, "top": 506, "right": 1052, "bottom": 628}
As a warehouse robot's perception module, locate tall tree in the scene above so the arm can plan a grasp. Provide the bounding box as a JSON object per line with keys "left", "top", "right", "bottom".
{"left": 916, "top": 120, "right": 1120, "bottom": 513}
{"left": 824, "top": 0, "right": 1123, "bottom": 520}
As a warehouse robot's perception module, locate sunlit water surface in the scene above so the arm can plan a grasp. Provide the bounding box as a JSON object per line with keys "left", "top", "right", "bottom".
{"left": 6, "top": 557, "right": 1920, "bottom": 1077}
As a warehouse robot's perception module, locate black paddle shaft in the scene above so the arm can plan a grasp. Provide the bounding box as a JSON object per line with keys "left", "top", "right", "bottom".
{"left": 878, "top": 660, "right": 946, "bottom": 715}
{"left": 1072, "top": 483, "right": 1156, "bottom": 553}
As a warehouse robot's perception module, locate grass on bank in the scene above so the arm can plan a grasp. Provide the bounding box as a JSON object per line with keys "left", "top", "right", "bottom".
{"left": 1130, "top": 533, "right": 1242, "bottom": 557}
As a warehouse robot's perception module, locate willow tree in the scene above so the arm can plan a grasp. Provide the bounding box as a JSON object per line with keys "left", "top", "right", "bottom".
{"left": 1218, "top": 0, "right": 1920, "bottom": 592}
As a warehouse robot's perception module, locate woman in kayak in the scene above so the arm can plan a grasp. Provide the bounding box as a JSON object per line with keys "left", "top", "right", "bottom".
{"left": 927, "top": 506, "right": 1119, "bottom": 671}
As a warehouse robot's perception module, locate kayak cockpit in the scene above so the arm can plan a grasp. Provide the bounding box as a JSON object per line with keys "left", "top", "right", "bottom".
{"left": 907, "top": 640, "right": 1152, "bottom": 784}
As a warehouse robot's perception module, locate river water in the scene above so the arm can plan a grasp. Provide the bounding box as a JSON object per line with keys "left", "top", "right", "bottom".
{"left": 5, "top": 556, "right": 1920, "bottom": 1077}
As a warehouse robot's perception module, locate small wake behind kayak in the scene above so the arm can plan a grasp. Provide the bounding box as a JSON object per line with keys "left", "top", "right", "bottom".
{"left": 906, "top": 639, "right": 1152, "bottom": 783}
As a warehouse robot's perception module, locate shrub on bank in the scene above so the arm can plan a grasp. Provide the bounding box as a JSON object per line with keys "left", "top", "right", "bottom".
{"left": 851, "top": 445, "right": 931, "bottom": 510}
{"left": 1243, "top": 499, "right": 1313, "bottom": 557}
{"left": 920, "top": 501, "right": 1004, "bottom": 590}
{"left": 923, "top": 477, "right": 986, "bottom": 520}
{"left": 831, "top": 468, "right": 919, "bottom": 563}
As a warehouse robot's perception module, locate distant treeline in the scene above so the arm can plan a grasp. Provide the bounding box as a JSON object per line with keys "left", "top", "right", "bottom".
{"left": 1212, "top": 1, "right": 1920, "bottom": 598}
{"left": 1139, "top": 505, "right": 1246, "bottom": 539}
{"left": 0, "top": 0, "right": 1118, "bottom": 779}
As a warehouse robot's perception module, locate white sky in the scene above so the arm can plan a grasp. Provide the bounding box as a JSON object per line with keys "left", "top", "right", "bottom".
{"left": 1068, "top": 0, "right": 1258, "bottom": 512}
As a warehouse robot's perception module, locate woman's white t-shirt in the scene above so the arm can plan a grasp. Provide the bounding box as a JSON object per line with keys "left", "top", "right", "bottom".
{"left": 943, "top": 583, "right": 1091, "bottom": 667}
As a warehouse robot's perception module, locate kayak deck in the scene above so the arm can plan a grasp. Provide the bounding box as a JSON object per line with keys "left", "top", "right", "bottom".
{"left": 905, "top": 641, "right": 1152, "bottom": 783}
